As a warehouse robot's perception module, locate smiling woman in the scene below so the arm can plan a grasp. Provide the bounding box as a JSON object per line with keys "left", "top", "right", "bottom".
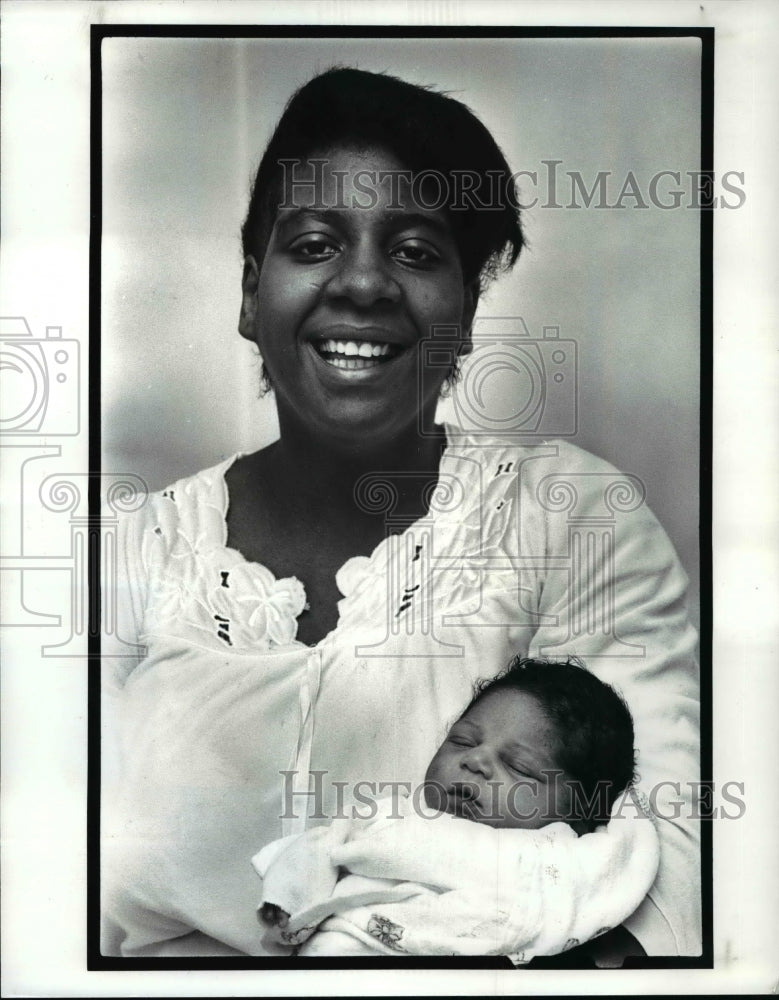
{"left": 101, "top": 63, "right": 700, "bottom": 964}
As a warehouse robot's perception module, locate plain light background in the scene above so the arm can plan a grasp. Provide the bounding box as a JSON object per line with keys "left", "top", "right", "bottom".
{"left": 101, "top": 35, "right": 701, "bottom": 626}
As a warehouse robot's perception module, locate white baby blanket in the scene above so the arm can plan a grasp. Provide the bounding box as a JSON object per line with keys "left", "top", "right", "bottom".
{"left": 252, "top": 788, "right": 660, "bottom": 961}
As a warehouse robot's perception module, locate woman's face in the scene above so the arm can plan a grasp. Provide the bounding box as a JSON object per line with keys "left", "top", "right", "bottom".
{"left": 239, "top": 145, "right": 477, "bottom": 449}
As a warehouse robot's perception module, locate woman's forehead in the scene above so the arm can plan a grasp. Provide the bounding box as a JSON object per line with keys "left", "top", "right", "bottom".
{"left": 275, "top": 144, "right": 455, "bottom": 222}
{"left": 279, "top": 144, "right": 405, "bottom": 199}
{"left": 284, "top": 143, "right": 408, "bottom": 175}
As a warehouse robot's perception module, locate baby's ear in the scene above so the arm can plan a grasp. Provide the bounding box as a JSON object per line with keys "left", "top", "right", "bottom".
{"left": 238, "top": 256, "right": 260, "bottom": 341}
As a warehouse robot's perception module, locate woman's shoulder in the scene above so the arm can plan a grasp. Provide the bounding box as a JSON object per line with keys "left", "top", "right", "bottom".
{"left": 115, "top": 454, "right": 241, "bottom": 554}
{"left": 156, "top": 454, "right": 240, "bottom": 505}
{"left": 446, "top": 429, "right": 631, "bottom": 486}
{"left": 446, "top": 429, "right": 658, "bottom": 535}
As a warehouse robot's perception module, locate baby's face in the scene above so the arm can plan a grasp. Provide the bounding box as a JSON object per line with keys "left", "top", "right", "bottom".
{"left": 424, "top": 688, "right": 574, "bottom": 829}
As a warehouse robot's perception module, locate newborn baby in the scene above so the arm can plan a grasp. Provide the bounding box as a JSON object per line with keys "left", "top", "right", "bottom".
{"left": 254, "top": 656, "right": 659, "bottom": 961}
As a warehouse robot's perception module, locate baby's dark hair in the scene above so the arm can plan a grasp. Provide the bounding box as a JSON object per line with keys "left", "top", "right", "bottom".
{"left": 472, "top": 656, "right": 637, "bottom": 826}
{"left": 241, "top": 66, "right": 524, "bottom": 290}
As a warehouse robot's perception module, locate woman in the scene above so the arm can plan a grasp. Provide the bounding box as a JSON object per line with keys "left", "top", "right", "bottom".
{"left": 102, "top": 68, "right": 700, "bottom": 960}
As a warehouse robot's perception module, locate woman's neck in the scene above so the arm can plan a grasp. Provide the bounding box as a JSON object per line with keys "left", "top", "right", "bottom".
{"left": 264, "top": 418, "right": 449, "bottom": 527}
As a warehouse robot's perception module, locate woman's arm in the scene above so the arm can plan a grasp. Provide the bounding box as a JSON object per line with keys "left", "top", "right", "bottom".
{"left": 516, "top": 441, "right": 701, "bottom": 955}
{"left": 101, "top": 504, "right": 149, "bottom": 691}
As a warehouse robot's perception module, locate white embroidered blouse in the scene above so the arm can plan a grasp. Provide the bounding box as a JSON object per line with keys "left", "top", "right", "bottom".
{"left": 101, "top": 432, "right": 700, "bottom": 958}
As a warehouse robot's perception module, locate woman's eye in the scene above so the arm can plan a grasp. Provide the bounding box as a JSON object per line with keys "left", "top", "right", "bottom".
{"left": 289, "top": 235, "right": 339, "bottom": 260}
{"left": 392, "top": 241, "right": 440, "bottom": 267}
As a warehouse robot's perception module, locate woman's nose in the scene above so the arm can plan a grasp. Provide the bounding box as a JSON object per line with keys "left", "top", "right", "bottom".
{"left": 461, "top": 747, "right": 493, "bottom": 779}
{"left": 325, "top": 244, "right": 401, "bottom": 307}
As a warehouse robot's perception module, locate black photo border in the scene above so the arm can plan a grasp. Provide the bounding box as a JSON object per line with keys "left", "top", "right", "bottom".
{"left": 88, "top": 23, "right": 714, "bottom": 972}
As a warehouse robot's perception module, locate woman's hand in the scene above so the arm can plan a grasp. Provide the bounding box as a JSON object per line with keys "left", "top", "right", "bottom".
{"left": 259, "top": 902, "right": 290, "bottom": 928}
{"left": 527, "top": 925, "right": 647, "bottom": 968}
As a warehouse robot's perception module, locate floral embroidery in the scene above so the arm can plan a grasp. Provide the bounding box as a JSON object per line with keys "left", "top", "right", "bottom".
{"left": 279, "top": 923, "right": 317, "bottom": 945}
{"left": 144, "top": 489, "right": 306, "bottom": 652}
{"left": 562, "top": 937, "right": 580, "bottom": 951}
{"left": 205, "top": 562, "right": 306, "bottom": 648}
{"left": 334, "top": 556, "right": 371, "bottom": 599}
{"left": 395, "top": 583, "right": 420, "bottom": 617}
{"left": 141, "top": 439, "right": 521, "bottom": 652}
{"left": 367, "top": 914, "right": 407, "bottom": 951}
{"left": 181, "top": 558, "right": 303, "bottom": 650}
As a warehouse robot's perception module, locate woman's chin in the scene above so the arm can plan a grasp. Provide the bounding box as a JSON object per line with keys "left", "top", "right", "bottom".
{"left": 280, "top": 397, "right": 432, "bottom": 455}
{"left": 307, "top": 345, "right": 442, "bottom": 442}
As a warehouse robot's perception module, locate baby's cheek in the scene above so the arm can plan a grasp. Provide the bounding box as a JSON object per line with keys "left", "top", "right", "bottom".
{"left": 421, "top": 755, "right": 448, "bottom": 809}
{"left": 494, "top": 780, "right": 548, "bottom": 828}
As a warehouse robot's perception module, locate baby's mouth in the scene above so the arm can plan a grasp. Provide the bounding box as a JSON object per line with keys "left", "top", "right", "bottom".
{"left": 312, "top": 338, "right": 402, "bottom": 371}
{"left": 447, "top": 787, "right": 481, "bottom": 820}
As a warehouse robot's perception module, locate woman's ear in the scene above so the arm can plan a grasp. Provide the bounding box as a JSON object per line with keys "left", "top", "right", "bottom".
{"left": 459, "top": 278, "right": 480, "bottom": 358}
{"left": 238, "top": 256, "right": 260, "bottom": 341}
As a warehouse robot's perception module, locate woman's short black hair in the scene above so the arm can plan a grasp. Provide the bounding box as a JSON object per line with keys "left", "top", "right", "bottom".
{"left": 472, "top": 656, "right": 637, "bottom": 826}
{"left": 241, "top": 66, "right": 524, "bottom": 289}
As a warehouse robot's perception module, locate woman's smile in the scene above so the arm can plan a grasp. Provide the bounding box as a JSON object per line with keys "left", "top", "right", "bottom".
{"left": 308, "top": 326, "right": 404, "bottom": 375}
{"left": 239, "top": 145, "right": 476, "bottom": 447}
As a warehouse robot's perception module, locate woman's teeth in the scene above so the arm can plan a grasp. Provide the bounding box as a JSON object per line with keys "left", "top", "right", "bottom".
{"left": 324, "top": 340, "right": 391, "bottom": 357}
{"left": 314, "top": 339, "right": 397, "bottom": 370}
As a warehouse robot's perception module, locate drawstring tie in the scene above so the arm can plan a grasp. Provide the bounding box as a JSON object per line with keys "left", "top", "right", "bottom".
{"left": 282, "top": 648, "right": 323, "bottom": 837}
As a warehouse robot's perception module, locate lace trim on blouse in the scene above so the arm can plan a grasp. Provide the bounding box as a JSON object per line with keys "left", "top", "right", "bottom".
{"left": 138, "top": 435, "right": 522, "bottom": 654}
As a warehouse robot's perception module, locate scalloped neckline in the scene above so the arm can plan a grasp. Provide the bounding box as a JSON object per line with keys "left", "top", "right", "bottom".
{"left": 212, "top": 432, "right": 455, "bottom": 647}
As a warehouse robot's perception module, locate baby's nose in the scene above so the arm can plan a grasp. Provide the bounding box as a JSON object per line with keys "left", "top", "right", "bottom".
{"left": 461, "top": 747, "right": 493, "bottom": 779}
